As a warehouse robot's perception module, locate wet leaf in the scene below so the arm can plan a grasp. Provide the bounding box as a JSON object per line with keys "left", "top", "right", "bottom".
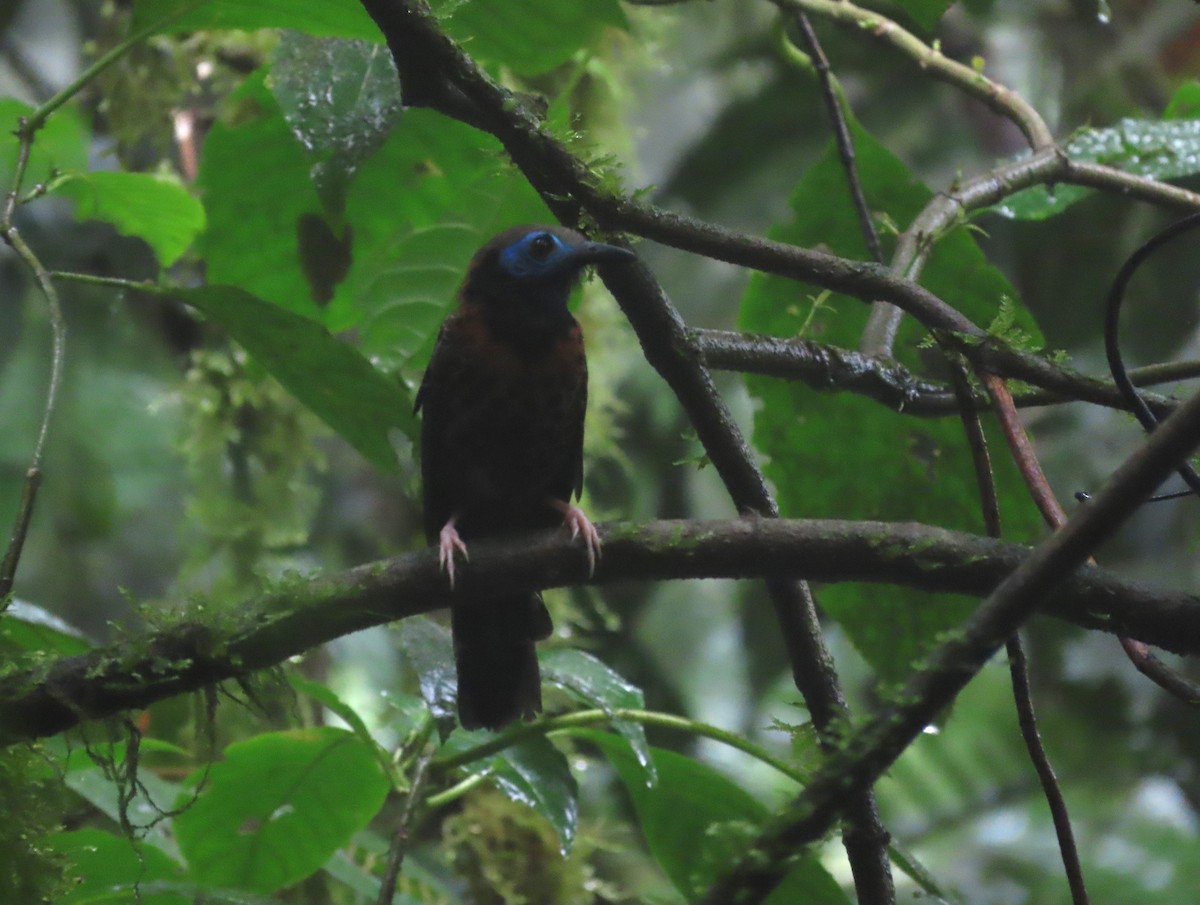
{"left": 540, "top": 647, "right": 654, "bottom": 780}
{"left": 269, "top": 35, "right": 402, "bottom": 221}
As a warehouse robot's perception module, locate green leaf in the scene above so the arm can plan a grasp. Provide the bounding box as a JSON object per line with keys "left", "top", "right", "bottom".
{"left": 173, "top": 728, "right": 391, "bottom": 894}
{"left": 581, "top": 731, "right": 847, "bottom": 904}
{"left": 539, "top": 647, "right": 654, "bottom": 779}
{"left": 432, "top": 0, "right": 626, "bottom": 75}
{"left": 131, "top": 0, "right": 380, "bottom": 39}
{"left": 268, "top": 34, "right": 403, "bottom": 222}
{"left": 394, "top": 616, "right": 457, "bottom": 724}
{"left": 0, "top": 97, "right": 89, "bottom": 193}
{"left": 175, "top": 284, "right": 414, "bottom": 471}
{"left": 47, "top": 828, "right": 188, "bottom": 905}
{"left": 0, "top": 600, "right": 91, "bottom": 655}
{"left": 490, "top": 736, "right": 578, "bottom": 853}
{"left": 739, "top": 123, "right": 1042, "bottom": 681}
{"left": 998, "top": 117, "right": 1200, "bottom": 220}
{"left": 895, "top": 0, "right": 955, "bottom": 31}
{"left": 197, "top": 73, "right": 327, "bottom": 319}
{"left": 1164, "top": 81, "right": 1200, "bottom": 120}
{"left": 441, "top": 731, "right": 579, "bottom": 852}
{"left": 132, "top": 0, "right": 626, "bottom": 75}
{"left": 331, "top": 108, "right": 550, "bottom": 360}
{"left": 51, "top": 170, "right": 205, "bottom": 266}
{"left": 198, "top": 78, "right": 546, "bottom": 373}
{"left": 288, "top": 675, "right": 375, "bottom": 744}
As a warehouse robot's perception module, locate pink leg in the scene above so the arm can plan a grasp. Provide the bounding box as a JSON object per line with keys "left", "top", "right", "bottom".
{"left": 438, "top": 517, "right": 469, "bottom": 588}
{"left": 551, "top": 499, "right": 601, "bottom": 576}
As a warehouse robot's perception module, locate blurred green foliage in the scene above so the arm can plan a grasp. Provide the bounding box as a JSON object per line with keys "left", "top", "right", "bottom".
{"left": 2, "top": 0, "right": 1200, "bottom": 903}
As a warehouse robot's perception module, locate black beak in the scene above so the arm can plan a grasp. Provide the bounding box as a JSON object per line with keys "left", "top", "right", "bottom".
{"left": 573, "top": 240, "right": 637, "bottom": 266}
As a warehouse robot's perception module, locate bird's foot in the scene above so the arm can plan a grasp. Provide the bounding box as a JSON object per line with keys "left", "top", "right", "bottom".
{"left": 438, "top": 518, "right": 469, "bottom": 588}
{"left": 553, "top": 500, "right": 601, "bottom": 577}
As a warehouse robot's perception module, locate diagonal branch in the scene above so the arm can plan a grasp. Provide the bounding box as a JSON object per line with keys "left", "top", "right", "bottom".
{"left": 702, "top": 373, "right": 1200, "bottom": 905}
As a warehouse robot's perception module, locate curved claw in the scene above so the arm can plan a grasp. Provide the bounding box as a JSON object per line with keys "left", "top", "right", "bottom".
{"left": 438, "top": 518, "right": 470, "bottom": 589}
{"left": 557, "top": 502, "right": 601, "bottom": 577}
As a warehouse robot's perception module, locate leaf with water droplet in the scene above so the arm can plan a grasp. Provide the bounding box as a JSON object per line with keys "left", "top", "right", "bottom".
{"left": 997, "top": 116, "right": 1200, "bottom": 220}
{"left": 269, "top": 34, "right": 403, "bottom": 222}
{"left": 439, "top": 730, "right": 579, "bottom": 852}
{"left": 540, "top": 647, "right": 656, "bottom": 783}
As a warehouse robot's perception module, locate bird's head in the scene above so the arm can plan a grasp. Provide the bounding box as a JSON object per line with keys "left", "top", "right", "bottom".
{"left": 461, "top": 225, "right": 635, "bottom": 313}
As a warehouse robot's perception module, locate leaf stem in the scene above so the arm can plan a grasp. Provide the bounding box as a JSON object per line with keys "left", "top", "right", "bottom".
{"left": 19, "top": 1, "right": 205, "bottom": 138}
{"left": 430, "top": 708, "right": 808, "bottom": 784}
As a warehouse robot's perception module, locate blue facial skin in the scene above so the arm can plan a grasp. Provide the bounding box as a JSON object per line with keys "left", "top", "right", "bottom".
{"left": 497, "top": 231, "right": 575, "bottom": 280}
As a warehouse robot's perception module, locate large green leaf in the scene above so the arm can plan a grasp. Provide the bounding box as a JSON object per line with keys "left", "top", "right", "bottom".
{"left": 339, "top": 123, "right": 548, "bottom": 374}
{"left": 133, "top": 0, "right": 625, "bottom": 74}
{"left": 0, "top": 98, "right": 89, "bottom": 193}
{"left": 581, "top": 731, "right": 848, "bottom": 904}
{"left": 176, "top": 284, "right": 415, "bottom": 471}
{"left": 51, "top": 170, "right": 205, "bottom": 266}
{"left": 47, "top": 828, "right": 188, "bottom": 905}
{"left": 998, "top": 115, "right": 1200, "bottom": 220}
{"left": 330, "top": 108, "right": 550, "bottom": 317}
{"left": 198, "top": 75, "right": 547, "bottom": 373}
{"left": 132, "top": 0, "right": 380, "bottom": 39}
{"left": 197, "top": 74, "right": 326, "bottom": 319}
{"left": 488, "top": 735, "right": 578, "bottom": 853}
{"left": 268, "top": 34, "right": 403, "bottom": 222}
{"left": 739, "top": 123, "right": 1043, "bottom": 681}
{"left": 173, "top": 728, "right": 390, "bottom": 894}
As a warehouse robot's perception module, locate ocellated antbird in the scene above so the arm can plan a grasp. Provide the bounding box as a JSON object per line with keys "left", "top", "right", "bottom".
{"left": 416, "top": 224, "right": 635, "bottom": 730}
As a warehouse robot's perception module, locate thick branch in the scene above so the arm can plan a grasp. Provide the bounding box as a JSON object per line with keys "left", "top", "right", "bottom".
{"left": 693, "top": 328, "right": 1187, "bottom": 417}
{"left": 2, "top": 517, "right": 1198, "bottom": 748}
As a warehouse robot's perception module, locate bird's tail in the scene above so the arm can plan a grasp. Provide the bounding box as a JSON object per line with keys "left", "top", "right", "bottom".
{"left": 451, "top": 593, "right": 553, "bottom": 731}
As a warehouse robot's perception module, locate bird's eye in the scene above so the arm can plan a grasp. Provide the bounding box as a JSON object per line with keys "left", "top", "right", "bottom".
{"left": 527, "top": 233, "right": 557, "bottom": 260}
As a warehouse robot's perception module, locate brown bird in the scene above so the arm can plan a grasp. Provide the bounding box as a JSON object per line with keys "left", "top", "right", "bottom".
{"left": 415, "top": 224, "right": 634, "bottom": 730}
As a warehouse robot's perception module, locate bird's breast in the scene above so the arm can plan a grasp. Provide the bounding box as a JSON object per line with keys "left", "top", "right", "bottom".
{"left": 424, "top": 306, "right": 587, "bottom": 530}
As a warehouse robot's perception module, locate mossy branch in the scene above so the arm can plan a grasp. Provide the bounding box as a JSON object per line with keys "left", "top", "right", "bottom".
{"left": 1, "top": 517, "right": 1198, "bottom": 748}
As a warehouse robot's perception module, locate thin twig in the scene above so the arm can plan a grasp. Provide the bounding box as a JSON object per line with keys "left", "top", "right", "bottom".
{"left": 1104, "top": 211, "right": 1200, "bottom": 495}
{"left": 785, "top": 11, "right": 883, "bottom": 263}
{"left": 952, "top": 367, "right": 1091, "bottom": 905}
{"left": 775, "top": 10, "right": 895, "bottom": 901}
{"left": 981, "top": 375, "right": 1064, "bottom": 526}
{"left": 377, "top": 748, "right": 435, "bottom": 905}
{"left": 0, "top": 2, "right": 203, "bottom": 601}
{"left": 0, "top": 155, "right": 66, "bottom": 602}
{"left": 1006, "top": 637, "right": 1092, "bottom": 905}
{"left": 775, "top": 0, "right": 1053, "bottom": 150}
